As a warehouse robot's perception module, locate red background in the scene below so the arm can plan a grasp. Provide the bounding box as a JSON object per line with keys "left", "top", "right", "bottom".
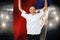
{"left": 13, "top": 0, "right": 36, "bottom": 40}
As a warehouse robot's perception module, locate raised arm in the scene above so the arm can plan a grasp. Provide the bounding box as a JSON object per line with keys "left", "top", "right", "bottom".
{"left": 18, "top": 0, "right": 28, "bottom": 18}
{"left": 43, "top": 0, "right": 47, "bottom": 12}
{"left": 18, "top": 0, "right": 24, "bottom": 12}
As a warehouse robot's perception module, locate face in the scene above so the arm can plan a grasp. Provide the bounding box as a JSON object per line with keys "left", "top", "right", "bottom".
{"left": 29, "top": 6, "right": 36, "bottom": 14}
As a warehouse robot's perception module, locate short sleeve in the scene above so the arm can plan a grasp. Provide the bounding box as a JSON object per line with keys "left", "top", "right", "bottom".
{"left": 37, "top": 9, "right": 44, "bottom": 17}
{"left": 21, "top": 10, "right": 28, "bottom": 18}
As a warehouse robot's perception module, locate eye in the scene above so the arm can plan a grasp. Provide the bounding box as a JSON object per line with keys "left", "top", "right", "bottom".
{"left": 33, "top": 9, "right": 35, "bottom": 10}
{"left": 30, "top": 9, "right": 32, "bottom": 10}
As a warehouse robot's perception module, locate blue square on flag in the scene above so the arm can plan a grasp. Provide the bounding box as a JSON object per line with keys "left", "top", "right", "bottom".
{"left": 36, "top": 0, "right": 52, "bottom": 9}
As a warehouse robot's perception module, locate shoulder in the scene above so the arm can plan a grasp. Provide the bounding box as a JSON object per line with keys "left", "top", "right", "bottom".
{"left": 36, "top": 9, "right": 44, "bottom": 13}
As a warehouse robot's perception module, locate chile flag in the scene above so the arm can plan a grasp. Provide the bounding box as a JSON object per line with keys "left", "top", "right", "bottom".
{"left": 14, "top": 0, "right": 52, "bottom": 40}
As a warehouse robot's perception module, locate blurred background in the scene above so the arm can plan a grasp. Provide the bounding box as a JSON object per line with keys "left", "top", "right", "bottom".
{"left": 0, "top": 0, "right": 60, "bottom": 40}
{"left": 0, "top": 0, "right": 13, "bottom": 40}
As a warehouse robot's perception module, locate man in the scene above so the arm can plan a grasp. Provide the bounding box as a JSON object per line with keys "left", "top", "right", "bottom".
{"left": 18, "top": 0, "right": 47, "bottom": 40}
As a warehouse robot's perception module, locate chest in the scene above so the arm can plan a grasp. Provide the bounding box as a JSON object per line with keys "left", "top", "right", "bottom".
{"left": 26, "top": 14, "right": 40, "bottom": 22}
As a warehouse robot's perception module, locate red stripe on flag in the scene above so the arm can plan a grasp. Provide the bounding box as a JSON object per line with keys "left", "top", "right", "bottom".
{"left": 13, "top": 0, "right": 36, "bottom": 40}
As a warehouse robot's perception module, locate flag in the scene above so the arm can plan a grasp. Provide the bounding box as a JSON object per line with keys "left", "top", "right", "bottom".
{"left": 36, "top": 0, "right": 52, "bottom": 9}
{"left": 14, "top": 0, "right": 52, "bottom": 40}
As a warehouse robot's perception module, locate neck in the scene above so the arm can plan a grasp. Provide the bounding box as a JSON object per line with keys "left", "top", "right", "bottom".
{"left": 31, "top": 13, "right": 36, "bottom": 16}
{"left": 32, "top": 13, "right": 34, "bottom": 15}
{"left": 31, "top": 12, "right": 36, "bottom": 16}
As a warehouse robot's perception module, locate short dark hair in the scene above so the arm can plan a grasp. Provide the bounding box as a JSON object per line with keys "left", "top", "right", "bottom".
{"left": 30, "top": 4, "right": 36, "bottom": 9}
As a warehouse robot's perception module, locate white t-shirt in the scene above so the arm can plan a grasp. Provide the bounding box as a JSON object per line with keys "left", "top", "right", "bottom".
{"left": 21, "top": 9, "right": 44, "bottom": 35}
